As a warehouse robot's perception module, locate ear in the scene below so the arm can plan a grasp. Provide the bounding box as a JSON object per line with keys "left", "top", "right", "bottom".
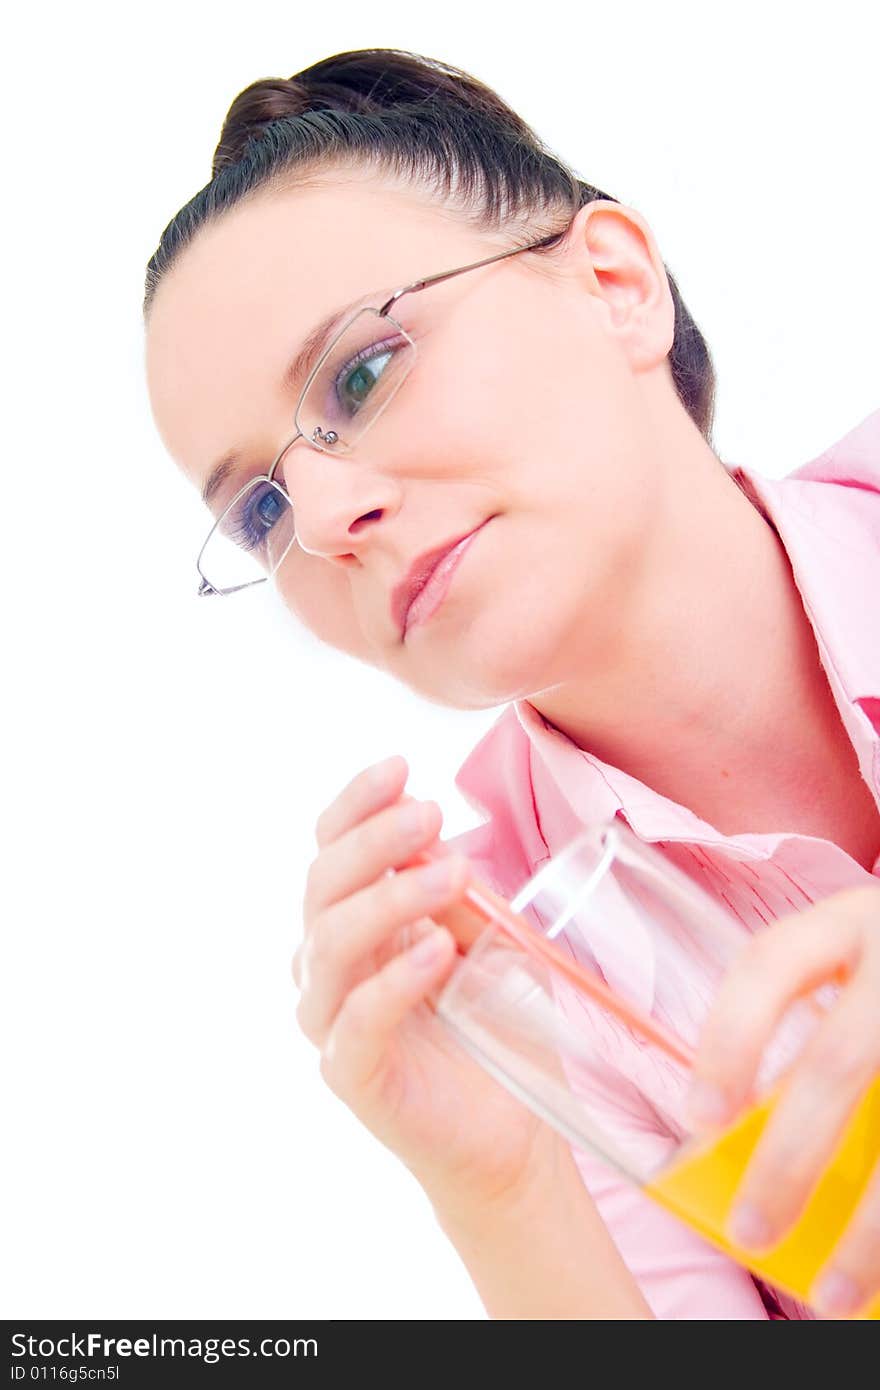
{"left": 566, "top": 200, "right": 676, "bottom": 371}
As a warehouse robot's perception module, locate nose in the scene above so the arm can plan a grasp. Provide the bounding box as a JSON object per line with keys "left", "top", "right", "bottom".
{"left": 280, "top": 440, "right": 401, "bottom": 559}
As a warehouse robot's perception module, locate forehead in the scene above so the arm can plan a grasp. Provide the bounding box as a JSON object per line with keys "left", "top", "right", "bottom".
{"left": 144, "top": 174, "right": 489, "bottom": 491}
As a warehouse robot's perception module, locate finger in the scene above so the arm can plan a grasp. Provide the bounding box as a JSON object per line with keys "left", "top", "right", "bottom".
{"left": 295, "top": 855, "right": 470, "bottom": 1041}
{"left": 811, "top": 1154, "right": 880, "bottom": 1318}
{"left": 293, "top": 905, "right": 436, "bottom": 990}
{"left": 306, "top": 795, "right": 445, "bottom": 918}
{"left": 314, "top": 753, "right": 409, "bottom": 850}
{"left": 686, "top": 891, "right": 874, "bottom": 1131}
{"left": 396, "top": 914, "right": 445, "bottom": 952}
{"left": 320, "top": 925, "right": 458, "bottom": 1102}
{"left": 726, "top": 967, "right": 880, "bottom": 1250}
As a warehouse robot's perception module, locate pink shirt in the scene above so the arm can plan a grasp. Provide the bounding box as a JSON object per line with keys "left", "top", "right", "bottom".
{"left": 445, "top": 406, "right": 880, "bottom": 1320}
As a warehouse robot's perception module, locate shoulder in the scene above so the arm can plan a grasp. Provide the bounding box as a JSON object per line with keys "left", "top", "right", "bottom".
{"left": 731, "top": 406, "right": 880, "bottom": 546}
{"left": 785, "top": 405, "right": 880, "bottom": 490}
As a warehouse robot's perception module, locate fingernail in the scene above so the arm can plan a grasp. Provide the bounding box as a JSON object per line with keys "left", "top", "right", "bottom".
{"left": 728, "top": 1203, "right": 772, "bottom": 1250}
{"left": 686, "top": 1080, "right": 730, "bottom": 1129}
{"left": 410, "top": 929, "right": 449, "bottom": 968}
{"left": 812, "top": 1270, "right": 861, "bottom": 1317}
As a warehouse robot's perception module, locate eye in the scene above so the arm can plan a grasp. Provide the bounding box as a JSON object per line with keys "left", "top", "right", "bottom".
{"left": 300, "top": 312, "right": 416, "bottom": 443}
{"left": 332, "top": 336, "right": 407, "bottom": 416}
{"left": 224, "top": 480, "right": 291, "bottom": 555}
{"left": 254, "top": 483, "right": 285, "bottom": 532}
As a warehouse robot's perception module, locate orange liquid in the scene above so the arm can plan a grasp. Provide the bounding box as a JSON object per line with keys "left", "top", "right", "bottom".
{"left": 646, "top": 1074, "right": 880, "bottom": 1318}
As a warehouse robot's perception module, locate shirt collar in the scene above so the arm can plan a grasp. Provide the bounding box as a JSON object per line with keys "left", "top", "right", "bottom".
{"left": 734, "top": 406, "right": 880, "bottom": 711}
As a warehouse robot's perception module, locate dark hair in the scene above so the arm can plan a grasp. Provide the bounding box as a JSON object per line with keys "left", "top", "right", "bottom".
{"left": 143, "top": 48, "right": 716, "bottom": 443}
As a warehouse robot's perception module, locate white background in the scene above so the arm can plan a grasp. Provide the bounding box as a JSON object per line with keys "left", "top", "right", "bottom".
{"left": 3, "top": 0, "right": 878, "bottom": 1319}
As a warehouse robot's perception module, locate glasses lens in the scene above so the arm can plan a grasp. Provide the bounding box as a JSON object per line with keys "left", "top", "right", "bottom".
{"left": 298, "top": 307, "right": 416, "bottom": 453}
{"left": 198, "top": 478, "right": 295, "bottom": 594}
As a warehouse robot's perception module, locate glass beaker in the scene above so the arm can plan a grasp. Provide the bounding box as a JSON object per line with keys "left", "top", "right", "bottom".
{"left": 420, "top": 818, "right": 880, "bottom": 1319}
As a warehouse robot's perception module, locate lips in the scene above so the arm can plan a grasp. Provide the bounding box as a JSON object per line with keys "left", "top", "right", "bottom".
{"left": 392, "top": 521, "right": 490, "bottom": 638}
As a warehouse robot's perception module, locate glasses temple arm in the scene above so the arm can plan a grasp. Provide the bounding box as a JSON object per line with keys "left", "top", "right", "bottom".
{"left": 198, "top": 576, "right": 268, "bottom": 598}
{"left": 380, "top": 226, "right": 571, "bottom": 315}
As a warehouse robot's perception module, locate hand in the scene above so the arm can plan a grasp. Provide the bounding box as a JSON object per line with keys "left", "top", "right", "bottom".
{"left": 292, "top": 753, "right": 563, "bottom": 1219}
{"left": 686, "top": 884, "right": 880, "bottom": 1317}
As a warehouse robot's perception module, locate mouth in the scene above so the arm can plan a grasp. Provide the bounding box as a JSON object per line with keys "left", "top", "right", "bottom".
{"left": 393, "top": 519, "right": 493, "bottom": 640}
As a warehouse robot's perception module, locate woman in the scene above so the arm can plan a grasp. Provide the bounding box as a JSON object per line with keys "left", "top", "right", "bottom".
{"left": 143, "top": 48, "right": 880, "bottom": 1319}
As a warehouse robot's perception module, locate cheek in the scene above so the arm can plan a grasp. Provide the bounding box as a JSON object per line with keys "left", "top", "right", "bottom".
{"left": 453, "top": 327, "right": 615, "bottom": 488}
{"left": 276, "top": 558, "right": 372, "bottom": 658}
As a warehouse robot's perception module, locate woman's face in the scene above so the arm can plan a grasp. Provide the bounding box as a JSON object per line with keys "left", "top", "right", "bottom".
{"left": 145, "top": 170, "right": 678, "bottom": 709}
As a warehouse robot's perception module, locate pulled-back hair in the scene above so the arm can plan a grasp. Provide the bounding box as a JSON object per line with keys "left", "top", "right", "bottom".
{"left": 143, "top": 47, "right": 716, "bottom": 443}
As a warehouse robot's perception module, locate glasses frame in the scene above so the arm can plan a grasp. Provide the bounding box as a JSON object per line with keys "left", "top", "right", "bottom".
{"left": 196, "top": 218, "right": 573, "bottom": 597}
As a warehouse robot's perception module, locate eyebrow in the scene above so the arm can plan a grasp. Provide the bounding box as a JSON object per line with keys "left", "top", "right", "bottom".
{"left": 200, "top": 296, "right": 367, "bottom": 510}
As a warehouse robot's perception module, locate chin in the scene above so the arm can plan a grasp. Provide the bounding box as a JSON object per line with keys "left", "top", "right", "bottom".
{"left": 412, "top": 619, "right": 564, "bottom": 711}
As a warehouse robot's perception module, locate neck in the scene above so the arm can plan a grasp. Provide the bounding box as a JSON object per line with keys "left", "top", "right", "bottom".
{"left": 526, "top": 431, "right": 880, "bottom": 869}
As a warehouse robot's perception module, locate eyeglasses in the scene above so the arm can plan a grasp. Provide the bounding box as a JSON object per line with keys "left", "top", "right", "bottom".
{"left": 195, "top": 218, "right": 572, "bottom": 597}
